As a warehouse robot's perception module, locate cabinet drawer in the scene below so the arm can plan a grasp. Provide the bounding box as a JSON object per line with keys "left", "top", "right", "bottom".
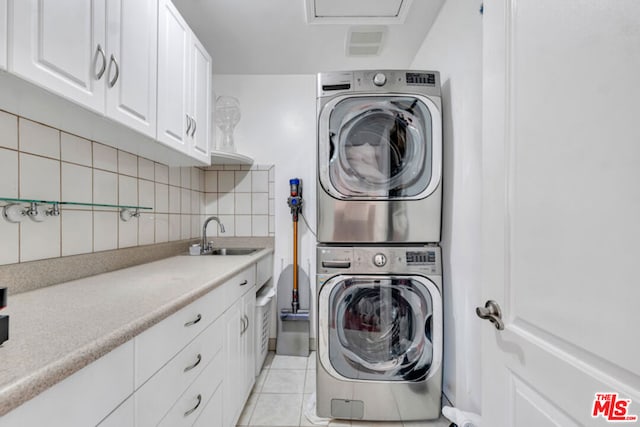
{"left": 97, "top": 395, "right": 134, "bottom": 427}
{"left": 135, "top": 318, "right": 223, "bottom": 427}
{"left": 157, "top": 349, "right": 224, "bottom": 427}
{"left": 134, "top": 284, "right": 227, "bottom": 387}
{"left": 227, "top": 265, "right": 256, "bottom": 303}
{"left": 0, "top": 341, "right": 133, "bottom": 427}
{"left": 256, "top": 254, "right": 273, "bottom": 288}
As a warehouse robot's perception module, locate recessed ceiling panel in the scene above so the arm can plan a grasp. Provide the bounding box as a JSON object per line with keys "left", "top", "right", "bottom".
{"left": 315, "top": 0, "right": 404, "bottom": 18}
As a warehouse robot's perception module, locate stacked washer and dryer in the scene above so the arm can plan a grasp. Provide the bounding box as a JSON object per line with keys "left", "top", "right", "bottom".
{"left": 315, "top": 70, "right": 444, "bottom": 422}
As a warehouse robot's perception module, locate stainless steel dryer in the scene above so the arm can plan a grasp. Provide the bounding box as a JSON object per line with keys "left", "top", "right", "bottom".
{"left": 316, "top": 70, "right": 443, "bottom": 243}
{"left": 316, "top": 245, "right": 443, "bottom": 421}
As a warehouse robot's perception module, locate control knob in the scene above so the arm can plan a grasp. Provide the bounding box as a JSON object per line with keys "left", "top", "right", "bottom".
{"left": 373, "top": 73, "right": 387, "bottom": 87}
{"left": 373, "top": 253, "right": 387, "bottom": 267}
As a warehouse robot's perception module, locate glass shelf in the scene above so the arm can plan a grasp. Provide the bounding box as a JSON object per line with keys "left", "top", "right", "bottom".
{"left": 1, "top": 197, "right": 152, "bottom": 223}
{"left": 0, "top": 197, "right": 152, "bottom": 210}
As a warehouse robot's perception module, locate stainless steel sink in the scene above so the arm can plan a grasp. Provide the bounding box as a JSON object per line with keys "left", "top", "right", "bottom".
{"left": 208, "top": 247, "right": 260, "bottom": 256}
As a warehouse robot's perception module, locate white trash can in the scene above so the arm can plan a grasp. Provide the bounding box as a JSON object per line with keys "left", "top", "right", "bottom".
{"left": 255, "top": 286, "right": 275, "bottom": 376}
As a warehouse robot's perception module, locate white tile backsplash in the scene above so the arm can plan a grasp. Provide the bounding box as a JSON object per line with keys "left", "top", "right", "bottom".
{"left": 93, "top": 143, "right": 117, "bottom": 172}
{"left": 0, "top": 110, "right": 18, "bottom": 150}
{"left": 1, "top": 110, "right": 273, "bottom": 267}
{"left": 252, "top": 171, "right": 269, "bottom": 193}
{"left": 118, "top": 215, "right": 138, "bottom": 248}
{"left": 0, "top": 148, "right": 18, "bottom": 197}
{"left": 0, "top": 221, "right": 19, "bottom": 265}
{"left": 62, "top": 210, "right": 93, "bottom": 256}
{"left": 235, "top": 170, "right": 252, "bottom": 192}
{"left": 139, "top": 179, "right": 155, "bottom": 211}
{"left": 155, "top": 213, "right": 169, "bottom": 243}
{"left": 139, "top": 213, "right": 155, "bottom": 245}
{"left": 61, "top": 163, "right": 92, "bottom": 207}
{"left": 252, "top": 193, "right": 269, "bottom": 215}
{"left": 138, "top": 157, "right": 155, "bottom": 181}
{"left": 155, "top": 183, "right": 169, "bottom": 212}
{"left": 94, "top": 211, "right": 118, "bottom": 252}
{"left": 205, "top": 171, "right": 218, "bottom": 192}
{"left": 119, "top": 175, "right": 138, "bottom": 207}
{"left": 118, "top": 151, "right": 138, "bottom": 177}
{"left": 61, "top": 133, "right": 92, "bottom": 167}
{"left": 155, "top": 163, "right": 169, "bottom": 184}
{"left": 21, "top": 216, "right": 61, "bottom": 262}
{"left": 20, "top": 153, "right": 60, "bottom": 201}
{"left": 19, "top": 118, "right": 59, "bottom": 159}
{"left": 235, "top": 193, "right": 252, "bottom": 215}
{"left": 169, "top": 167, "right": 181, "bottom": 186}
{"left": 218, "top": 171, "right": 235, "bottom": 192}
{"left": 169, "top": 186, "right": 181, "bottom": 214}
{"left": 93, "top": 170, "right": 118, "bottom": 208}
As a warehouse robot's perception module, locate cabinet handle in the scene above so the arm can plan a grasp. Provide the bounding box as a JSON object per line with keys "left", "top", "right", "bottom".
{"left": 184, "top": 313, "right": 202, "bottom": 327}
{"left": 183, "top": 394, "right": 202, "bottom": 417}
{"left": 191, "top": 118, "right": 197, "bottom": 137}
{"left": 94, "top": 44, "right": 107, "bottom": 80}
{"left": 107, "top": 54, "right": 120, "bottom": 88}
{"left": 240, "top": 280, "right": 248, "bottom": 286}
{"left": 244, "top": 314, "right": 249, "bottom": 332}
{"left": 185, "top": 114, "right": 192, "bottom": 135}
{"left": 183, "top": 353, "right": 202, "bottom": 372}
{"left": 240, "top": 316, "right": 245, "bottom": 335}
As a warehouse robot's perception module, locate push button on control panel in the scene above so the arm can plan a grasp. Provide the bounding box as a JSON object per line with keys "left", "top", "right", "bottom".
{"left": 373, "top": 253, "right": 387, "bottom": 267}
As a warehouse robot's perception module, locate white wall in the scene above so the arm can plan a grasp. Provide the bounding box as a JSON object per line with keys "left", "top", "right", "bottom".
{"left": 410, "top": 0, "right": 483, "bottom": 413}
{"left": 213, "top": 75, "right": 317, "bottom": 338}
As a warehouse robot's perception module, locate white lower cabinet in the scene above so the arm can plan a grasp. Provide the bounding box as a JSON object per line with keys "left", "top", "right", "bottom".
{"left": 224, "top": 280, "right": 257, "bottom": 426}
{"left": 0, "top": 341, "right": 134, "bottom": 427}
{"left": 0, "top": 257, "right": 272, "bottom": 427}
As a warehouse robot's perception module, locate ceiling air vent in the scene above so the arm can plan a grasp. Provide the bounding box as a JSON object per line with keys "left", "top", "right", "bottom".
{"left": 346, "top": 26, "right": 387, "bottom": 56}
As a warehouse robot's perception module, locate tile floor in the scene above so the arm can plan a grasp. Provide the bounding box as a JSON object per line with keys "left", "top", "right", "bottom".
{"left": 237, "top": 352, "right": 452, "bottom": 427}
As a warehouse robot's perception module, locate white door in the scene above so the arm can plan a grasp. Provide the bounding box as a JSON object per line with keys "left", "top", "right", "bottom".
{"left": 105, "top": 0, "right": 157, "bottom": 138}
{"left": 157, "top": 0, "right": 190, "bottom": 154}
{"left": 11, "top": 0, "right": 106, "bottom": 112}
{"left": 481, "top": 1, "right": 640, "bottom": 426}
{"left": 189, "top": 35, "right": 212, "bottom": 164}
{"left": 0, "top": 0, "right": 7, "bottom": 70}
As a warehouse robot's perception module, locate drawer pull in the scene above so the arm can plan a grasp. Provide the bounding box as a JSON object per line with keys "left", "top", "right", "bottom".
{"left": 240, "top": 279, "right": 248, "bottom": 286}
{"left": 184, "top": 314, "right": 202, "bottom": 327}
{"left": 183, "top": 353, "right": 202, "bottom": 372}
{"left": 184, "top": 394, "right": 202, "bottom": 417}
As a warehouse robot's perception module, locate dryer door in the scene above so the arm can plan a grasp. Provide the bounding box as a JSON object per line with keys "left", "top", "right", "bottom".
{"left": 318, "top": 94, "right": 442, "bottom": 200}
{"left": 318, "top": 275, "right": 442, "bottom": 382}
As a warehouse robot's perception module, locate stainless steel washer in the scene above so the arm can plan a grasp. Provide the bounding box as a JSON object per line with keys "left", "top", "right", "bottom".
{"left": 316, "top": 70, "right": 443, "bottom": 243}
{"left": 316, "top": 245, "right": 443, "bottom": 421}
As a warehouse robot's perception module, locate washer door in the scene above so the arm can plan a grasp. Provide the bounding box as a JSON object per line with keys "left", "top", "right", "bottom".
{"left": 318, "top": 275, "right": 442, "bottom": 382}
{"left": 318, "top": 94, "right": 442, "bottom": 200}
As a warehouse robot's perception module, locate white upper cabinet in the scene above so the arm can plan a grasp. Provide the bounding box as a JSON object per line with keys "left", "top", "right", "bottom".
{"left": 105, "top": 0, "right": 158, "bottom": 138}
{"left": 157, "top": 0, "right": 191, "bottom": 155}
{"left": 0, "top": 0, "right": 7, "bottom": 70}
{"left": 189, "top": 36, "right": 212, "bottom": 163}
{"left": 11, "top": 0, "right": 107, "bottom": 113}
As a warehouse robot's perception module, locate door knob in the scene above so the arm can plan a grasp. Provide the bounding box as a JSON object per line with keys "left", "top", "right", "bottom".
{"left": 476, "top": 300, "right": 504, "bottom": 330}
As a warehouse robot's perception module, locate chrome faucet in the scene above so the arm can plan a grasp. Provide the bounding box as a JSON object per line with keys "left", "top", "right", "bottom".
{"left": 201, "top": 216, "right": 225, "bottom": 254}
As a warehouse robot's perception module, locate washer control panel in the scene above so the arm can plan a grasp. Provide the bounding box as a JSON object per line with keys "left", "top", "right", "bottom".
{"left": 317, "top": 245, "right": 441, "bottom": 275}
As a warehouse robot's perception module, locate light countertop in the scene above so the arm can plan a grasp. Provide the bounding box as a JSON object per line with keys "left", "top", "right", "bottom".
{"left": 0, "top": 248, "right": 273, "bottom": 416}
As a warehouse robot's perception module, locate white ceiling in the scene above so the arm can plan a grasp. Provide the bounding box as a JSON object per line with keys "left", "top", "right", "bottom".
{"left": 171, "top": 0, "right": 445, "bottom": 75}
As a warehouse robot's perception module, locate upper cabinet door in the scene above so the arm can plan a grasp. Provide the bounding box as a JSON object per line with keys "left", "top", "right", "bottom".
{"left": 0, "top": 0, "right": 6, "bottom": 70}
{"left": 105, "top": 0, "right": 158, "bottom": 138}
{"left": 11, "top": 0, "right": 106, "bottom": 113}
{"left": 189, "top": 35, "right": 212, "bottom": 164}
{"left": 157, "top": 0, "right": 190, "bottom": 154}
